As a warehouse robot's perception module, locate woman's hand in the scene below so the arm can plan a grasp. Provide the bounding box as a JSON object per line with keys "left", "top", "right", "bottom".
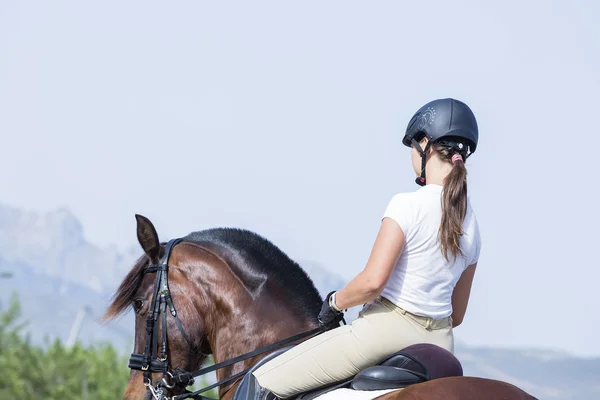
{"left": 317, "top": 291, "right": 344, "bottom": 331}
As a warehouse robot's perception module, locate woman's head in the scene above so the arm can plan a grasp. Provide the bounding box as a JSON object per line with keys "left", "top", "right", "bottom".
{"left": 403, "top": 98, "right": 479, "bottom": 261}
{"left": 403, "top": 98, "right": 478, "bottom": 186}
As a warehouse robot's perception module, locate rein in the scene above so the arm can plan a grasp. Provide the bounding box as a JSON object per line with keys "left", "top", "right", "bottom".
{"left": 171, "top": 326, "right": 323, "bottom": 400}
{"left": 128, "top": 238, "right": 326, "bottom": 400}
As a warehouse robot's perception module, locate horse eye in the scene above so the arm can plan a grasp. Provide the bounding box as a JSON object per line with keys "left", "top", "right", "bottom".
{"left": 132, "top": 299, "right": 145, "bottom": 313}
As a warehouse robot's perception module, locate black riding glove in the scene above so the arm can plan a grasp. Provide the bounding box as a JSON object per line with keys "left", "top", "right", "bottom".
{"left": 318, "top": 291, "right": 345, "bottom": 331}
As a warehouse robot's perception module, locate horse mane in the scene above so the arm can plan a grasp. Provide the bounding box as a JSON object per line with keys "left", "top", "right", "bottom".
{"left": 104, "top": 227, "right": 323, "bottom": 321}
{"left": 183, "top": 228, "right": 323, "bottom": 320}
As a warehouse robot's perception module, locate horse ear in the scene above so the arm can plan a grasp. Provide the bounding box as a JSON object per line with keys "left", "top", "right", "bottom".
{"left": 135, "top": 214, "right": 160, "bottom": 262}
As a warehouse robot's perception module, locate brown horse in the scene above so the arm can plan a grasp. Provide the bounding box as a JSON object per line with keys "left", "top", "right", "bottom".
{"left": 104, "top": 215, "right": 538, "bottom": 400}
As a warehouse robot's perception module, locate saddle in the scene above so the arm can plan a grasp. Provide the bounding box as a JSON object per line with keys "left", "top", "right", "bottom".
{"left": 232, "top": 343, "right": 463, "bottom": 400}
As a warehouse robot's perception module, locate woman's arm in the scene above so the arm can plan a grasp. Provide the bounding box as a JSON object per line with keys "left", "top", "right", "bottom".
{"left": 334, "top": 217, "right": 405, "bottom": 310}
{"left": 451, "top": 263, "right": 477, "bottom": 327}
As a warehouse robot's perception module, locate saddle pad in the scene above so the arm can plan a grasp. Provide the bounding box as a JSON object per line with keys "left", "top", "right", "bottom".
{"left": 312, "top": 388, "right": 400, "bottom": 400}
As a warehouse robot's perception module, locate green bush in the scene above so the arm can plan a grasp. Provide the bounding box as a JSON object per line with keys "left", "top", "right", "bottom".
{"left": 0, "top": 293, "right": 219, "bottom": 399}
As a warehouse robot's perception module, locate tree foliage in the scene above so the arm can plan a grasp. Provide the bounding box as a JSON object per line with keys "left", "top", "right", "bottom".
{"left": 0, "top": 293, "right": 219, "bottom": 399}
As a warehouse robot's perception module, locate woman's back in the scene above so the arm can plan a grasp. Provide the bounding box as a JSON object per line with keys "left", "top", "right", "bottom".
{"left": 381, "top": 184, "right": 481, "bottom": 319}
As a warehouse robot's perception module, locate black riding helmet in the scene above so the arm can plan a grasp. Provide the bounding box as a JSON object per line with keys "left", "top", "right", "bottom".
{"left": 402, "top": 98, "right": 479, "bottom": 186}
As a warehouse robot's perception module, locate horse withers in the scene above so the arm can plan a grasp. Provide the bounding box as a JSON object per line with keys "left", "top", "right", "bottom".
{"left": 104, "top": 215, "right": 538, "bottom": 400}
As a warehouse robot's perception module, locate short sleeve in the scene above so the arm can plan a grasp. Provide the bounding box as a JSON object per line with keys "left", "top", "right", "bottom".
{"left": 382, "top": 193, "right": 414, "bottom": 237}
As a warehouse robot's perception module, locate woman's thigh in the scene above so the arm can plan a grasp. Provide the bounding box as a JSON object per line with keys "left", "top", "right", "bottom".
{"left": 253, "top": 299, "right": 452, "bottom": 398}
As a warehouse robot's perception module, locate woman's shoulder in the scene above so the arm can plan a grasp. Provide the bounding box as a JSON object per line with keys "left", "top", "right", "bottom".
{"left": 388, "top": 190, "right": 417, "bottom": 202}
{"left": 382, "top": 191, "right": 422, "bottom": 234}
{"left": 385, "top": 190, "right": 420, "bottom": 210}
{"left": 386, "top": 186, "right": 442, "bottom": 208}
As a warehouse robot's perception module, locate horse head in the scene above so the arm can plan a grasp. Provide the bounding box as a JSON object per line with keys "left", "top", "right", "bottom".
{"left": 104, "top": 215, "right": 323, "bottom": 400}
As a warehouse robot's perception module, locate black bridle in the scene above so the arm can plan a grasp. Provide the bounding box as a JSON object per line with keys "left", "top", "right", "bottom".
{"left": 128, "top": 238, "right": 325, "bottom": 400}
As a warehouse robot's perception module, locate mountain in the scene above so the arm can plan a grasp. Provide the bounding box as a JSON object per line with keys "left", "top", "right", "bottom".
{"left": 0, "top": 202, "right": 598, "bottom": 400}
{"left": 0, "top": 203, "right": 138, "bottom": 294}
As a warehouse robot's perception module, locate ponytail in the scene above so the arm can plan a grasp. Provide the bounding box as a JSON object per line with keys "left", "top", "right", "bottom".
{"left": 434, "top": 145, "right": 469, "bottom": 262}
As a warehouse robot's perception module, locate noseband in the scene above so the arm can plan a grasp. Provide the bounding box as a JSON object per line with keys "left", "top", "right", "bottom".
{"left": 127, "top": 238, "right": 327, "bottom": 400}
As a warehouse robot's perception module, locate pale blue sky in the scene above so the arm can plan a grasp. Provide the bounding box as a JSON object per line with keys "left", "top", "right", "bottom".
{"left": 1, "top": 1, "right": 599, "bottom": 357}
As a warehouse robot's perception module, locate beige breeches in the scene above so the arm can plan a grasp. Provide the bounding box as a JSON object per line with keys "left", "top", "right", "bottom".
{"left": 252, "top": 297, "right": 453, "bottom": 399}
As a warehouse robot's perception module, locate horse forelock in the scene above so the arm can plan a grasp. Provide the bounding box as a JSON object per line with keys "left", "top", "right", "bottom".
{"left": 103, "top": 253, "right": 151, "bottom": 321}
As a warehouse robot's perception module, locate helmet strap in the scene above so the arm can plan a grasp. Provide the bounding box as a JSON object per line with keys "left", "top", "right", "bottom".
{"left": 411, "top": 138, "right": 431, "bottom": 186}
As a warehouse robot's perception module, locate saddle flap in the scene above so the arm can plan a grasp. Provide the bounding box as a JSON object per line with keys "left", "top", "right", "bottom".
{"left": 232, "top": 346, "right": 294, "bottom": 400}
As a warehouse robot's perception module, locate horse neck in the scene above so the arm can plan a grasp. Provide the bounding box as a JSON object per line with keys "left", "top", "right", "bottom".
{"left": 184, "top": 246, "right": 318, "bottom": 397}
{"left": 203, "top": 266, "right": 317, "bottom": 363}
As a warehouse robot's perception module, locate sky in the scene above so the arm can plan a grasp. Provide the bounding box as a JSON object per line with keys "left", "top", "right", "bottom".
{"left": 1, "top": 1, "right": 599, "bottom": 357}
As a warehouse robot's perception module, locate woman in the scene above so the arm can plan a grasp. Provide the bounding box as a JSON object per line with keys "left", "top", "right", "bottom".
{"left": 250, "top": 98, "right": 482, "bottom": 399}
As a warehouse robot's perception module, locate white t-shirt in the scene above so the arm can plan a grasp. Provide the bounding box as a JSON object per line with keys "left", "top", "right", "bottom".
{"left": 380, "top": 184, "right": 481, "bottom": 319}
